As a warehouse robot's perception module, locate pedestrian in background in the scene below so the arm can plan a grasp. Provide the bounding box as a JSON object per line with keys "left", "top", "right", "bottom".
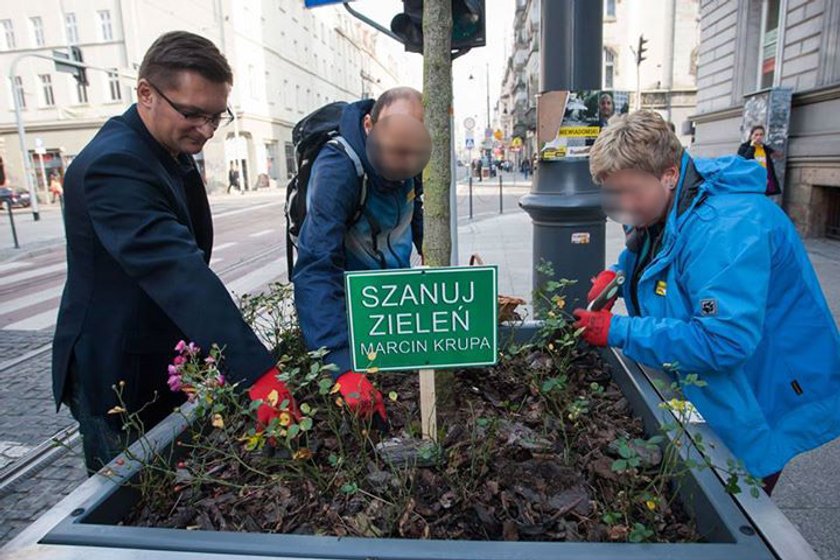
{"left": 48, "top": 173, "right": 63, "bottom": 203}
{"left": 227, "top": 160, "right": 242, "bottom": 194}
{"left": 738, "top": 124, "right": 783, "bottom": 196}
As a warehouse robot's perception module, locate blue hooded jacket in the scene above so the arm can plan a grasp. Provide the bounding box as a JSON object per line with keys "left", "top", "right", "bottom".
{"left": 608, "top": 151, "right": 840, "bottom": 477}
{"left": 292, "top": 100, "right": 422, "bottom": 374}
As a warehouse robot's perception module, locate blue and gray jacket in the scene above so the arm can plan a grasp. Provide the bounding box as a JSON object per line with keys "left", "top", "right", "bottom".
{"left": 609, "top": 151, "right": 840, "bottom": 477}
{"left": 292, "top": 99, "right": 422, "bottom": 374}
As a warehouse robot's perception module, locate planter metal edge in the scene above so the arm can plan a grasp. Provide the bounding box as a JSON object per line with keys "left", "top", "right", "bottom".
{"left": 1, "top": 322, "right": 815, "bottom": 560}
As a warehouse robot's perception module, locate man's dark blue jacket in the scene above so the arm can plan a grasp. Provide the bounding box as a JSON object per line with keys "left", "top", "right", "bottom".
{"left": 292, "top": 100, "right": 423, "bottom": 375}
{"left": 52, "top": 104, "right": 274, "bottom": 417}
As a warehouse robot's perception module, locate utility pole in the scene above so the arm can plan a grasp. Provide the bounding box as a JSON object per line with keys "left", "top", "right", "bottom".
{"left": 519, "top": 0, "right": 605, "bottom": 309}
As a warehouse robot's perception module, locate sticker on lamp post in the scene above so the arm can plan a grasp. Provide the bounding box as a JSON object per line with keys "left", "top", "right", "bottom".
{"left": 344, "top": 266, "right": 498, "bottom": 372}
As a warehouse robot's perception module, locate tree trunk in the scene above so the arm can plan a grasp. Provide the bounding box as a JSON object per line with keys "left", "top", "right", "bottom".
{"left": 421, "top": 0, "right": 453, "bottom": 268}
{"left": 421, "top": 0, "right": 456, "bottom": 416}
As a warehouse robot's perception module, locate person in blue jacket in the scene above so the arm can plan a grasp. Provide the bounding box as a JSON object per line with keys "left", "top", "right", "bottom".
{"left": 573, "top": 110, "right": 840, "bottom": 495}
{"left": 292, "top": 88, "right": 428, "bottom": 423}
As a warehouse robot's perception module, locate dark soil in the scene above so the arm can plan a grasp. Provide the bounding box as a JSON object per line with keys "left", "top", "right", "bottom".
{"left": 123, "top": 339, "right": 698, "bottom": 542}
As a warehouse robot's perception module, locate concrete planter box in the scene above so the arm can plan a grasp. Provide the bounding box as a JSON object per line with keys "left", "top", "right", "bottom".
{"left": 2, "top": 323, "right": 818, "bottom": 560}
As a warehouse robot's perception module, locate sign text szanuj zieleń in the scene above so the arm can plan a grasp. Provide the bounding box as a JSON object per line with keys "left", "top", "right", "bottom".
{"left": 345, "top": 266, "right": 498, "bottom": 371}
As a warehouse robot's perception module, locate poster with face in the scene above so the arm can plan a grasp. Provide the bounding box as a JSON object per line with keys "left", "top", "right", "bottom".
{"left": 537, "top": 90, "right": 630, "bottom": 160}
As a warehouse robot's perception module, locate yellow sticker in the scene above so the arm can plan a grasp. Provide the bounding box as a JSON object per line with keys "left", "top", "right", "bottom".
{"left": 655, "top": 280, "right": 667, "bottom": 296}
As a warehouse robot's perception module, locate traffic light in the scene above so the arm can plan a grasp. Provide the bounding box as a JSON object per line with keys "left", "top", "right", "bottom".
{"left": 391, "top": 0, "right": 485, "bottom": 54}
{"left": 452, "top": 0, "right": 485, "bottom": 50}
{"left": 390, "top": 0, "right": 423, "bottom": 53}
{"left": 636, "top": 35, "right": 648, "bottom": 65}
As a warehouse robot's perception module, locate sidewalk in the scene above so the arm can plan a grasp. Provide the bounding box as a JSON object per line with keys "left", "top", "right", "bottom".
{"left": 459, "top": 208, "right": 840, "bottom": 560}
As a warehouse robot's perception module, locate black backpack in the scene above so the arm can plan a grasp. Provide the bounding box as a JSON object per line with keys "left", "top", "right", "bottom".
{"left": 284, "top": 102, "right": 367, "bottom": 276}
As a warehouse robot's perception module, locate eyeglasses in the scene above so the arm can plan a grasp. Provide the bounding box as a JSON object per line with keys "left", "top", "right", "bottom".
{"left": 147, "top": 81, "right": 234, "bottom": 129}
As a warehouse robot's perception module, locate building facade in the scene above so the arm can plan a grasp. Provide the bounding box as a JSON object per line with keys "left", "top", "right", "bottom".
{"left": 691, "top": 0, "right": 840, "bottom": 238}
{"left": 497, "top": 0, "right": 700, "bottom": 160}
{"left": 0, "top": 0, "right": 409, "bottom": 197}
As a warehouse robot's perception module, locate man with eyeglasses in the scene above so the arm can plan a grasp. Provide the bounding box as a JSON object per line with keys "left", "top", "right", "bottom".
{"left": 52, "top": 31, "right": 295, "bottom": 475}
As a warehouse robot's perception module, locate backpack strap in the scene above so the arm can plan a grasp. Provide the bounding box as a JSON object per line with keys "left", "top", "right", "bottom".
{"left": 328, "top": 136, "right": 385, "bottom": 267}
{"left": 327, "top": 136, "right": 368, "bottom": 225}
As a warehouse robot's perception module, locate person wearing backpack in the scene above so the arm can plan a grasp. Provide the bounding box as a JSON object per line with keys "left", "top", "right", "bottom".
{"left": 288, "top": 87, "right": 429, "bottom": 425}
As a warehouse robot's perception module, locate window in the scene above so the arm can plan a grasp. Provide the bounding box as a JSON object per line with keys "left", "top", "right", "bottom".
{"left": 284, "top": 142, "right": 296, "bottom": 179}
{"left": 76, "top": 80, "right": 88, "bottom": 103}
{"left": 65, "top": 13, "right": 79, "bottom": 44}
{"left": 1, "top": 19, "right": 16, "bottom": 50}
{"left": 283, "top": 79, "right": 291, "bottom": 110}
{"left": 39, "top": 74, "right": 55, "bottom": 106}
{"left": 604, "top": 0, "right": 616, "bottom": 18}
{"left": 98, "top": 10, "right": 113, "bottom": 41}
{"left": 603, "top": 48, "right": 615, "bottom": 89}
{"left": 107, "top": 69, "right": 121, "bottom": 101}
{"left": 295, "top": 84, "right": 302, "bottom": 114}
{"left": 11, "top": 76, "right": 25, "bottom": 109}
{"left": 757, "top": 0, "right": 781, "bottom": 89}
{"left": 248, "top": 64, "right": 258, "bottom": 99}
{"left": 265, "top": 142, "right": 279, "bottom": 180}
{"left": 30, "top": 17, "right": 44, "bottom": 47}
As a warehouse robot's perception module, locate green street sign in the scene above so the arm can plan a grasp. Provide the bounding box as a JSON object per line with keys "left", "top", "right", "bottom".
{"left": 345, "top": 266, "right": 499, "bottom": 372}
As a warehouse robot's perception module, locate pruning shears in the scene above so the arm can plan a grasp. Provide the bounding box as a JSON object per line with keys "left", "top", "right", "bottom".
{"left": 586, "top": 270, "right": 625, "bottom": 311}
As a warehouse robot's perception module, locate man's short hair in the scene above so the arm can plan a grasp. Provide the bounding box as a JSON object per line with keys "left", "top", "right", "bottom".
{"left": 138, "top": 31, "right": 233, "bottom": 90}
{"left": 589, "top": 110, "right": 683, "bottom": 184}
{"left": 370, "top": 87, "right": 423, "bottom": 123}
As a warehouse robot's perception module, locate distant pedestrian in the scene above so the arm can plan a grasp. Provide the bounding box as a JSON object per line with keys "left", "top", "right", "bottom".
{"left": 227, "top": 161, "right": 242, "bottom": 194}
{"left": 520, "top": 157, "right": 531, "bottom": 179}
{"left": 738, "top": 124, "right": 782, "bottom": 196}
{"left": 48, "top": 173, "right": 63, "bottom": 203}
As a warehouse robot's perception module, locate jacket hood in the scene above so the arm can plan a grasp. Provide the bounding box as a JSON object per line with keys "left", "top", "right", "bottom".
{"left": 694, "top": 154, "right": 767, "bottom": 197}
{"left": 338, "top": 99, "right": 379, "bottom": 177}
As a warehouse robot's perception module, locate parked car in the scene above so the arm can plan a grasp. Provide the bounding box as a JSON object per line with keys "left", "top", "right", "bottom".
{"left": 0, "top": 186, "right": 32, "bottom": 208}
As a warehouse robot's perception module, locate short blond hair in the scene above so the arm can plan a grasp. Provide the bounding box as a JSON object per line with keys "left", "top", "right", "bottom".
{"left": 589, "top": 110, "right": 682, "bottom": 184}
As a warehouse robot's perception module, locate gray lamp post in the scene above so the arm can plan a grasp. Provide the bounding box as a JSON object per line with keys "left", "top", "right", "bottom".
{"left": 519, "top": 0, "right": 605, "bottom": 310}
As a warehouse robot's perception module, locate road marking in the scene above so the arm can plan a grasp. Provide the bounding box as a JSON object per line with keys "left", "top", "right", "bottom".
{"left": 213, "top": 242, "right": 237, "bottom": 252}
{"left": 3, "top": 307, "right": 59, "bottom": 331}
{"left": 0, "top": 262, "right": 31, "bottom": 274}
{"left": 213, "top": 200, "right": 283, "bottom": 219}
{"left": 0, "top": 262, "right": 66, "bottom": 288}
{"left": 225, "top": 260, "right": 286, "bottom": 297}
{"left": 0, "top": 284, "right": 63, "bottom": 315}
{"left": 210, "top": 257, "right": 224, "bottom": 266}
{"left": 249, "top": 229, "right": 275, "bottom": 239}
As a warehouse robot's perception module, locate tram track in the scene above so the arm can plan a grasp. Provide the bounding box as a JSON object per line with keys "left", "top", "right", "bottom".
{"left": 0, "top": 240, "right": 287, "bottom": 494}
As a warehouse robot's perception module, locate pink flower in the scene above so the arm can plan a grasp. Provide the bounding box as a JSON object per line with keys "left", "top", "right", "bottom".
{"left": 216, "top": 374, "right": 226, "bottom": 386}
{"left": 167, "top": 364, "right": 180, "bottom": 376}
{"left": 174, "top": 340, "right": 187, "bottom": 353}
{"left": 204, "top": 356, "right": 216, "bottom": 364}
{"left": 173, "top": 355, "right": 186, "bottom": 366}
{"left": 167, "top": 374, "right": 182, "bottom": 392}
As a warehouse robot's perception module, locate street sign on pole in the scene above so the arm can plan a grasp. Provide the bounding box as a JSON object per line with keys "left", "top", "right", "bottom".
{"left": 465, "top": 137, "right": 475, "bottom": 149}
{"left": 345, "top": 266, "right": 498, "bottom": 372}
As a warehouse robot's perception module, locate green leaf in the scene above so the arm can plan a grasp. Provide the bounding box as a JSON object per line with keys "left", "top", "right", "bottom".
{"left": 299, "top": 417, "right": 313, "bottom": 431}
{"left": 611, "top": 459, "right": 627, "bottom": 472}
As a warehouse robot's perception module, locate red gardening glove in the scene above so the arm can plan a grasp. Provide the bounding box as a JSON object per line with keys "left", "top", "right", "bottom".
{"left": 572, "top": 308, "right": 613, "bottom": 347}
{"left": 248, "top": 367, "right": 299, "bottom": 429}
{"left": 588, "top": 270, "right": 618, "bottom": 311}
{"left": 336, "top": 371, "right": 387, "bottom": 422}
